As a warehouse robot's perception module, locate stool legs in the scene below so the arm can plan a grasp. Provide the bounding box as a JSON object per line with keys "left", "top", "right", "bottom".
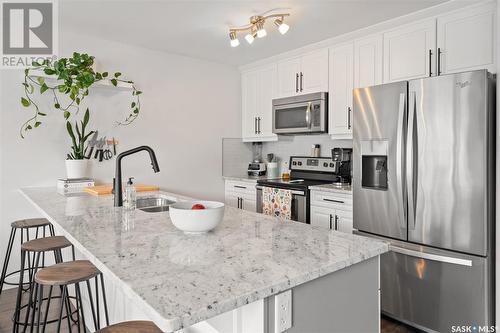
{"left": 1, "top": 225, "right": 55, "bottom": 295}
{"left": 31, "top": 273, "right": 109, "bottom": 333}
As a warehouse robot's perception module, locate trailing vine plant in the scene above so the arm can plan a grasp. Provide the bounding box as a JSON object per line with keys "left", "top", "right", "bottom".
{"left": 20, "top": 52, "right": 142, "bottom": 138}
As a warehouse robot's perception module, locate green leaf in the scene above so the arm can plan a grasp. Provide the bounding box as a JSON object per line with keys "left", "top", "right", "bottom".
{"left": 135, "top": 91, "right": 142, "bottom": 95}
{"left": 37, "top": 77, "right": 45, "bottom": 85}
{"left": 64, "top": 111, "right": 70, "bottom": 119}
{"left": 58, "top": 85, "right": 67, "bottom": 93}
{"left": 54, "top": 103, "right": 60, "bottom": 109}
{"left": 38, "top": 112, "right": 47, "bottom": 116}
{"left": 110, "top": 79, "right": 117, "bottom": 86}
{"left": 40, "top": 83, "right": 48, "bottom": 94}
{"left": 133, "top": 108, "right": 139, "bottom": 114}
{"left": 21, "top": 97, "right": 30, "bottom": 107}
{"left": 83, "top": 108, "right": 90, "bottom": 127}
{"left": 43, "top": 68, "right": 55, "bottom": 75}
{"left": 26, "top": 125, "right": 32, "bottom": 130}
{"left": 34, "top": 121, "right": 41, "bottom": 128}
{"left": 24, "top": 69, "right": 29, "bottom": 76}
{"left": 102, "top": 72, "right": 108, "bottom": 78}
{"left": 114, "top": 72, "right": 121, "bottom": 78}
{"left": 131, "top": 102, "right": 136, "bottom": 108}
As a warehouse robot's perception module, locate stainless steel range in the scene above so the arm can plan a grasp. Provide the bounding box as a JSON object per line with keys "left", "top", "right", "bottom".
{"left": 256, "top": 154, "right": 351, "bottom": 223}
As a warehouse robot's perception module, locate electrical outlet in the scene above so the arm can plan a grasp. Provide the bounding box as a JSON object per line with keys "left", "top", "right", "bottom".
{"left": 274, "top": 290, "right": 292, "bottom": 332}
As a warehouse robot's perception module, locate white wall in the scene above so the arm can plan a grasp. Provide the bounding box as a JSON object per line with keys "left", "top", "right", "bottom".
{"left": 0, "top": 30, "right": 240, "bottom": 289}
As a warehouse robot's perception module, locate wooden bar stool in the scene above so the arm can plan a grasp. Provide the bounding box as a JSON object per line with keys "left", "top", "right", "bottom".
{"left": 12, "top": 236, "right": 75, "bottom": 333}
{"left": 31, "top": 260, "right": 109, "bottom": 333}
{"left": 0, "top": 218, "right": 54, "bottom": 294}
{"left": 97, "top": 321, "right": 162, "bottom": 333}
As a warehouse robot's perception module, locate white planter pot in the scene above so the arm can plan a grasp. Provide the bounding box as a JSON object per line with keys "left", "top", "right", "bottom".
{"left": 65, "top": 159, "right": 89, "bottom": 179}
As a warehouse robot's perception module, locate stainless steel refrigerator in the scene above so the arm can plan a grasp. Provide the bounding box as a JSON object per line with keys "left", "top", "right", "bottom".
{"left": 353, "top": 70, "right": 495, "bottom": 332}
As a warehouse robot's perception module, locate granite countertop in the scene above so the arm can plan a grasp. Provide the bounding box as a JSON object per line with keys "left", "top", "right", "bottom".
{"left": 223, "top": 175, "right": 268, "bottom": 183}
{"left": 20, "top": 187, "right": 387, "bottom": 332}
{"left": 309, "top": 183, "right": 353, "bottom": 194}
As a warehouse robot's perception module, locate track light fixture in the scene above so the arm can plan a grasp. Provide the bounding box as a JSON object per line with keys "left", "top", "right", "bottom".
{"left": 228, "top": 11, "right": 290, "bottom": 47}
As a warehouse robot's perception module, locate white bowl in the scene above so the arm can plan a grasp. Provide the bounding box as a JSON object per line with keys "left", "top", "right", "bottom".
{"left": 169, "top": 201, "right": 225, "bottom": 234}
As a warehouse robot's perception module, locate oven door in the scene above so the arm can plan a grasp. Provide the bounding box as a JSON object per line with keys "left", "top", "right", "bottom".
{"left": 273, "top": 99, "right": 326, "bottom": 134}
{"left": 256, "top": 186, "right": 307, "bottom": 223}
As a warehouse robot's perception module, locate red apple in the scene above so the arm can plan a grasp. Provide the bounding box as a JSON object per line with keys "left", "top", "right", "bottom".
{"left": 191, "top": 203, "right": 206, "bottom": 210}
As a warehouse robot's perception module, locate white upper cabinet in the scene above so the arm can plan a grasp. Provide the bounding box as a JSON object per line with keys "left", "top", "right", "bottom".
{"left": 329, "top": 43, "right": 354, "bottom": 139}
{"left": 354, "top": 34, "right": 383, "bottom": 88}
{"left": 383, "top": 20, "right": 436, "bottom": 83}
{"left": 437, "top": 3, "right": 496, "bottom": 74}
{"left": 277, "top": 49, "right": 328, "bottom": 97}
{"left": 241, "top": 65, "right": 278, "bottom": 142}
{"left": 277, "top": 57, "right": 301, "bottom": 97}
{"left": 300, "top": 49, "right": 329, "bottom": 94}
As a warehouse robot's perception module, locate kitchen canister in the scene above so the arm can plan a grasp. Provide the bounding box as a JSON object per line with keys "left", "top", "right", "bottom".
{"left": 311, "top": 144, "right": 320, "bottom": 157}
{"left": 267, "top": 162, "right": 279, "bottom": 178}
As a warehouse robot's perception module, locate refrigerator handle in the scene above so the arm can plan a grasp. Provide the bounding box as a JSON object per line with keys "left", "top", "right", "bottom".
{"left": 407, "top": 92, "right": 417, "bottom": 230}
{"left": 390, "top": 245, "right": 472, "bottom": 267}
{"left": 396, "top": 93, "right": 407, "bottom": 229}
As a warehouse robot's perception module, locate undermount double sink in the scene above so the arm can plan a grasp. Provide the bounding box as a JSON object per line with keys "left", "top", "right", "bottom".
{"left": 136, "top": 195, "right": 176, "bottom": 213}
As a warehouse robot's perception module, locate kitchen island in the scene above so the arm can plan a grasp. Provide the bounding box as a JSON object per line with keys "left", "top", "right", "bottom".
{"left": 20, "top": 187, "right": 388, "bottom": 333}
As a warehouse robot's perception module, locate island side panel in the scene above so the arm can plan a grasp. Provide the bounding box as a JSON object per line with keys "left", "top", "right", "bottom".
{"left": 266, "top": 256, "right": 380, "bottom": 333}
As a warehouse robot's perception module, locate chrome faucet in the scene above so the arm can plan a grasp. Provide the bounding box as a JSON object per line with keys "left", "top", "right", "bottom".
{"left": 114, "top": 146, "right": 160, "bottom": 207}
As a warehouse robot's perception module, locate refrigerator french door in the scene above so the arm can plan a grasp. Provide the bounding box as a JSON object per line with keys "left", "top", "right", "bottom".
{"left": 353, "top": 70, "right": 495, "bottom": 332}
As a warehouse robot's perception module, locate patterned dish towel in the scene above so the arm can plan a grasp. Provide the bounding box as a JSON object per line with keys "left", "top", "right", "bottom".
{"left": 262, "top": 186, "right": 292, "bottom": 220}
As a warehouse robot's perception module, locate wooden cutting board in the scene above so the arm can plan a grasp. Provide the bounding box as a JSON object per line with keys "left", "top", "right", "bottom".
{"left": 84, "top": 184, "right": 159, "bottom": 196}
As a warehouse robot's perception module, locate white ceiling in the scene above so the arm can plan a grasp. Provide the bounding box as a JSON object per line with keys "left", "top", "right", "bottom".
{"left": 60, "top": 0, "right": 449, "bottom": 66}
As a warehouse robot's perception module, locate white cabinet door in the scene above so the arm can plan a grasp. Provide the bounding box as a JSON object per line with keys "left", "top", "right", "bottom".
{"left": 241, "top": 198, "right": 256, "bottom": 212}
{"left": 277, "top": 57, "right": 301, "bottom": 97}
{"left": 241, "top": 70, "right": 259, "bottom": 141}
{"left": 257, "top": 65, "right": 278, "bottom": 139}
{"left": 383, "top": 20, "right": 436, "bottom": 82}
{"left": 329, "top": 43, "right": 354, "bottom": 139}
{"left": 334, "top": 210, "right": 353, "bottom": 234}
{"left": 225, "top": 192, "right": 239, "bottom": 209}
{"left": 300, "top": 49, "right": 329, "bottom": 94}
{"left": 310, "top": 206, "right": 335, "bottom": 230}
{"left": 437, "top": 3, "right": 496, "bottom": 74}
{"left": 241, "top": 66, "right": 278, "bottom": 142}
{"left": 354, "top": 34, "right": 383, "bottom": 88}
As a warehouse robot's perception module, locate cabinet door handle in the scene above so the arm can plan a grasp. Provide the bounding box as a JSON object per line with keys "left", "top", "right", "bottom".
{"left": 300, "top": 72, "right": 303, "bottom": 92}
{"left": 347, "top": 107, "right": 352, "bottom": 130}
{"left": 237, "top": 197, "right": 240, "bottom": 209}
{"left": 329, "top": 214, "right": 333, "bottom": 229}
{"left": 335, "top": 215, "right": 339, "bottom": 230}
{"left": 323, "top": 198, "right": 345, "bottom": 204}
{"left": 437, "top": 48, "right": 442, "bottom": 76}
{"left": 240, "top": 198, "right": 244, "bottom": 210}
{"left": 254, "top": 117, "right": 258, "bottom": 134}
{"left": 257, "top": 117, "right": 261, "bottom": 134}
{"left": 428, "top": 49, "right": 433, "bottom": 77}
{"left": 295, "top": 73, "right": 299, "bottom": 93}
{"left": 234, "top": 185, "right": 247, "bottom": 189}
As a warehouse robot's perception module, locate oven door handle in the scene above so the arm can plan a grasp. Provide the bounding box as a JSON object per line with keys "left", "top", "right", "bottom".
{"left": 256, "top": 186, "right": 305, "bottom": 196}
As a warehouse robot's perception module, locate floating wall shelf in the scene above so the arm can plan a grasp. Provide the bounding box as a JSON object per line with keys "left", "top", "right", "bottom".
{"left": 29, "top": 70, "right": 134, "bottom": 91}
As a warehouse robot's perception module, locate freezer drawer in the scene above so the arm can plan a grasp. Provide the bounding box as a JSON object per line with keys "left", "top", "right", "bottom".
{"left": 381, "top": 245, "right": 493, "bottom": 333}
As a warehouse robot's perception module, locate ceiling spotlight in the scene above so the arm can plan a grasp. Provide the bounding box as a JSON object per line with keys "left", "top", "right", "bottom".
{"left": 229, "top": 31, "right": 240, "bottom": 47}
{"left": 275, "top": 17, "right": 290, "bottom": 35}
{"left": 256, "top": 21, "right": 267, "bottom": 38}
{"left": 227, "top": 11, "right": 290, "bottom": 47}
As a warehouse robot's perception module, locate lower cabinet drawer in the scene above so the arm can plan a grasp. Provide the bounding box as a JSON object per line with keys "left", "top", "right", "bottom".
{"left": 311, "top": 190, "right": 352, "bottom": 209}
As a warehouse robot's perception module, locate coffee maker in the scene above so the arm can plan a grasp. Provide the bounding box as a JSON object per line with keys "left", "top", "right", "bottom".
{"left": 331, "top": 148, "right": 352, "bottom": 184}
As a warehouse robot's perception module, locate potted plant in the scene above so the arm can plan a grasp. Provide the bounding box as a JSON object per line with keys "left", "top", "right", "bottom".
{"left": 19, "top": 52, "right": 142, "bottom": 137}
{"left": 65, "top": 108, "right": 95, "bottom": 178}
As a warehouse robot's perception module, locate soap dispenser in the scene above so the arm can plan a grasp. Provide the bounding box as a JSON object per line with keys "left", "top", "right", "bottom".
{"left": 124, "top": 177, "right": 136, "bottom": 210}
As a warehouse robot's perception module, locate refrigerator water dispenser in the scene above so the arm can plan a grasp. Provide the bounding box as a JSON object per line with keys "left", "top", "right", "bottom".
{"left": 360, "top": 140, "right": 388, "bottom": 190}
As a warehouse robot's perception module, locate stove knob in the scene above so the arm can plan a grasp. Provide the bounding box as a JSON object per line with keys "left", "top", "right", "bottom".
{"left": 323, "top": 162, "right": 328, "bottom": 167}
{"left": 298, "top": 162, "right": 302, "bottom": 166}
{"left": 292, "top": 161, "right": 297, "bottom": 165}
{"left": 330, "top": 163, "right": 335, "bottom": 167}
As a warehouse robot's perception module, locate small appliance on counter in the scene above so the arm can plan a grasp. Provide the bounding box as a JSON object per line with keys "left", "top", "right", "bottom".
{"left": 331, "top": 148, "right": 352, "bottom": 184}
{"left": 247, "top": 142, "right": 266, "bottom": 176}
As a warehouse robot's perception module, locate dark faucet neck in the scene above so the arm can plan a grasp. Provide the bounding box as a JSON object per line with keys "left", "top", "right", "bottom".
{"left": 114, "top": 146, "right": 160, "bottom": 207}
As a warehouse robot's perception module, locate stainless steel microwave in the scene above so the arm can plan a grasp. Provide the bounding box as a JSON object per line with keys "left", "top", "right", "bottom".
{"left": 272, "top": 92, "right": 328, "bottom": 134}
